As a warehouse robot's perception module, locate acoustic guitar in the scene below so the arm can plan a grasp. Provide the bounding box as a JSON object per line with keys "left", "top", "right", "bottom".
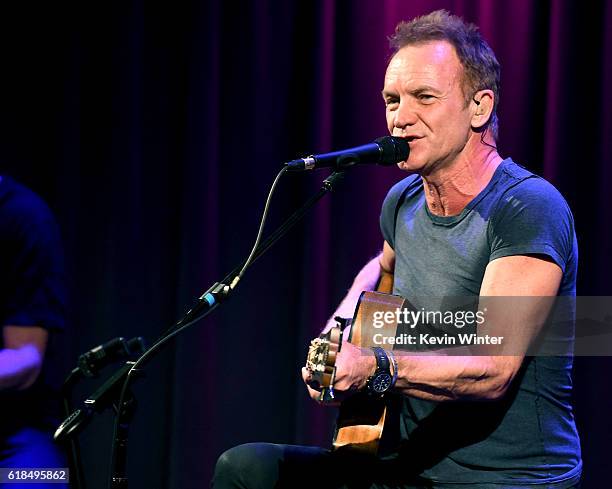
{"left": 305, "top": 272, "right": 409, "bottom": 454}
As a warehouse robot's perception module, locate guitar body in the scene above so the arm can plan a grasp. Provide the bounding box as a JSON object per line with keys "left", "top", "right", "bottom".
{"left": 333, "top": 290, "right": 407, "bottom": 454}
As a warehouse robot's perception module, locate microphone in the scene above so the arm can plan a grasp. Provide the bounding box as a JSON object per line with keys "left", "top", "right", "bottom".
{"left": 77, "top": 337, "right": 146, "bottom": 378}
{"left": 285, "top": 136, "right": 409, "bottom": 172}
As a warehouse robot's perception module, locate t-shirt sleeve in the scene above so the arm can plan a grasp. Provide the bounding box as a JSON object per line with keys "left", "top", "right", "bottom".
{"left": 0, "top": 188, "right": 67, "bottom": 331}
{"left": 380, "top": 176, "right": 419, "bottom": 249}
{"left": 488, "top": 177, "right": 575, "bottom": 272}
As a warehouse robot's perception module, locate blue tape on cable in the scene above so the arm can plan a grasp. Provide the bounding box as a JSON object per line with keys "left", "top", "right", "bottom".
{"left": 203, "top": 293, "right": 216, "bottom": 306}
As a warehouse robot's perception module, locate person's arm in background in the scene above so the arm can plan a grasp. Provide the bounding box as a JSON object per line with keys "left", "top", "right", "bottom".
{"left": 0, "top": 325, "right": 48, "bottom": 390}
{"left": 0, "top": 180, "right": 66, "bottom": 392}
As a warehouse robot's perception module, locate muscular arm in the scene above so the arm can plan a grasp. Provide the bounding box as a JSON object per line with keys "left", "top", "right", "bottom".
{"left": 305, "top": 243, "right": 563, "bottom": 402}
{"left": 0, "top": 326, "right": 48, "bottom": 391}
{"left": 392, "top": 253, "right": 562, "bottom": 401}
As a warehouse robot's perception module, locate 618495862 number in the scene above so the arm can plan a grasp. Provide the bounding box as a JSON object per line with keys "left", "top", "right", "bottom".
{"left": 0, "top": 468, "right": 68, "bottom": 483}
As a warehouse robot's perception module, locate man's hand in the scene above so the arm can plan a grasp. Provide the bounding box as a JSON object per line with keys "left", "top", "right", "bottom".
{"left": 302, "top": 341, "right": 376, "bottom": 405}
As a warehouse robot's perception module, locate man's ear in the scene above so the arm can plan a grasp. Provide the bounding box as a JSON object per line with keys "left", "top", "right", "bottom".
{"left": 471, "top": 89, "right": 494, "bottom": 130}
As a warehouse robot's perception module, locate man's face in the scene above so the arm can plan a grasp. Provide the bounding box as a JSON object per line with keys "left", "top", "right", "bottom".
{"left": 382, "top": 41, "right": 474, "bottom": 174}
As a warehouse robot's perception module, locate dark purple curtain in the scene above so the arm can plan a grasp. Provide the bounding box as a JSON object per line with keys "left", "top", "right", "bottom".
{"left": 0, "top": 1, "right": 610, "bottom": 488}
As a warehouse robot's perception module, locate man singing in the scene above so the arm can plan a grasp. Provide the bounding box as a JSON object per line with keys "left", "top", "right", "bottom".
{"left": 213, "top": 10, "right": 581, "bottom": 489}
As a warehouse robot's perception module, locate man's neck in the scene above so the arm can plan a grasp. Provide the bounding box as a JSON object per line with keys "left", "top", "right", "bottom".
{"left": 422, "top": 138, "right": 502, "bottom": 217}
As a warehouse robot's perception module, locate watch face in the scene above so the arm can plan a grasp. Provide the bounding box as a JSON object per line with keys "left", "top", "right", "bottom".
{"left": 372, "top": 373, "right": 392, "bottom": 393}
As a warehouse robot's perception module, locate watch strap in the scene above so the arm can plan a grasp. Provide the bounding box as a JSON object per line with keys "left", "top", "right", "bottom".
{"left": 371, "top": 347, "right": 390, "bottom": 372}
{"left": 387, "top": 349, "right": 398, "bottom": 388}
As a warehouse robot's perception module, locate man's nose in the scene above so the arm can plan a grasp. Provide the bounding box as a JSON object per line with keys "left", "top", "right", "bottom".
{"left": 393, "top": 102, "right": 418, "bottom": 131}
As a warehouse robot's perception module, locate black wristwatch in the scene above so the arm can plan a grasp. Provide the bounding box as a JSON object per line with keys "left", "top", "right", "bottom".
{"left": 366, "top": 347, "right": 393, "bottom": 397}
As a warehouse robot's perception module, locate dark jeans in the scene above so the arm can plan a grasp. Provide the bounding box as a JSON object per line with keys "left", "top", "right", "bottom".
{"left": 0, "top": 427, "right": 68, "bottom": 489}
{"left": 212, "top": 443, "right": 432, "bottom": 489}
{"left": 211, "top": 442, "right": 582, "bottom": 489}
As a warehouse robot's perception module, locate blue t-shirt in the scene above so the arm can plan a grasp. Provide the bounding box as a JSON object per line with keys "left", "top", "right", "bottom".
{"left": 379, "top": 159, "right": 581, "bottom": 487}
{"left": 0, "top": 176, "right": 67, "bottom": 433}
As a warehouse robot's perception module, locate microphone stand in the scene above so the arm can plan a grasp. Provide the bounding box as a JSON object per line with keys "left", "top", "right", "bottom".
{"left": 163, "top": 170, "right": 346, "bottom": 335}
{"left": 57, "top": 337, "right": 146, "bottom": 489}
{"left": 109, "top": 170, "right": 345, "bottom": 489}
{"left": 61, "top": 370, "right": 87, "bottom": 489}
{"left": 56, "top": 170, "right": 346, "bottom": 489}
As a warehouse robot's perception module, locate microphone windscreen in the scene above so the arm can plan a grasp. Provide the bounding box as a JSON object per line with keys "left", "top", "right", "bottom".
{"left": 375, "top": 136, "right": 410, "bottom": 165}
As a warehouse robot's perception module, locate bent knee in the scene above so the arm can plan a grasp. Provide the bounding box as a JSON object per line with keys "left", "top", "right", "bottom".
{"left": 212, "top": 443, "right": 280, "bottom": 489}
